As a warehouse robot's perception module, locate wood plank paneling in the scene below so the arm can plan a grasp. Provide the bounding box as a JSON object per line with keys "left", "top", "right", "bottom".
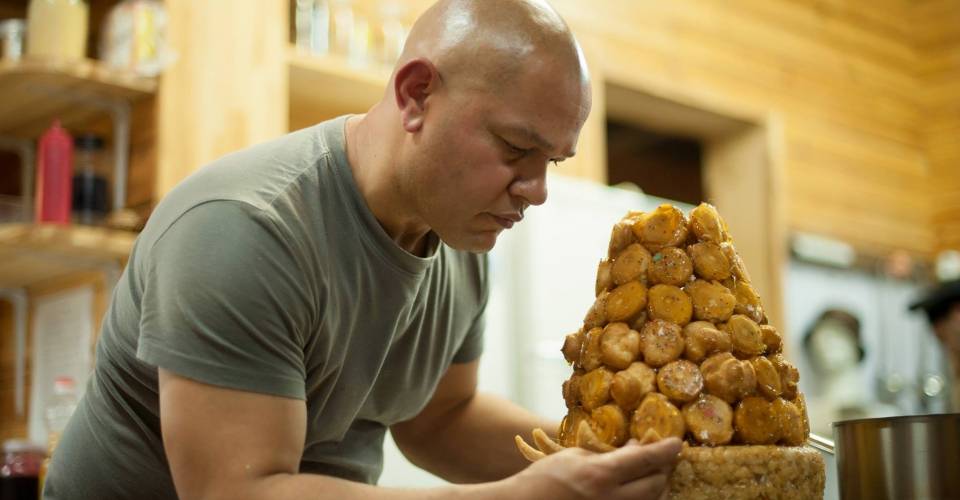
{"left": 918, "top": 1, "right": 960, "bottom": 252}
{"left": 0, "top": 298, "right": 29, "bottom": 442}
{"left": 547, "top": 0, "right": 942, "bottom": 257}
{"left": 156, "top": 0, "right": 289, "bottom": 197}
{"left": 914, "top": 0, "right": 960, "bottom": 48}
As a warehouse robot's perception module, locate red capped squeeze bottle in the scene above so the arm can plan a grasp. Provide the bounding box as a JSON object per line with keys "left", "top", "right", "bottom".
{"left": 35, "top": 120, "right": 74, "bottom": 224}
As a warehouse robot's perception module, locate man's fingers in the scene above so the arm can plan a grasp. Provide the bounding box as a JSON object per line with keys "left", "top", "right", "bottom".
{"left": 598, "top": 437, "right": 682, "bottom": 483}
{"left": 612, "top": 471, "right": 670, "bottom": 500}
{"left": 656, "top": 482, "right": 673, "bottom": 500}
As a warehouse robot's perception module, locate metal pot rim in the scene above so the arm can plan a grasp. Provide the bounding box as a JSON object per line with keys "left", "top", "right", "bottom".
{"left": 831, "top": 412, "right": 960, "bottom": 428}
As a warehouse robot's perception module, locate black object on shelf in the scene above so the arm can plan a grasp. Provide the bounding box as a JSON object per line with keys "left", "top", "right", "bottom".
{"left": 72, "top": 133, "right": 109, "bottom": 224}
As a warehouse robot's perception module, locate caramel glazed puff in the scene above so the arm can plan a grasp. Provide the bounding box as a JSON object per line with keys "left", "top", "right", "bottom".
{"left": 523, "top": 203, "right": 812, "bottom": 460}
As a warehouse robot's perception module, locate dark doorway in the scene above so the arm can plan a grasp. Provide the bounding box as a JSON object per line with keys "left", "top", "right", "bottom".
{"left": 606, "top": 120, "right": 704, "bottom": 206}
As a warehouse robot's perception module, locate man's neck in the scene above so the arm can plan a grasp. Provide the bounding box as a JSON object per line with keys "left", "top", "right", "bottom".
{"left": 344, "top": 113, "right": 433, "bottom": 256}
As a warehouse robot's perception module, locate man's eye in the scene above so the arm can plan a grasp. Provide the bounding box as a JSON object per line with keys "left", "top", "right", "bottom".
{"left": 502, "top": 139, "right": 530, "bottom": 158}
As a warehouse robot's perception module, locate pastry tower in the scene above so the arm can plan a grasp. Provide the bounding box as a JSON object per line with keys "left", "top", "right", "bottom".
{"left": 516, "top": 203, "right": 825, "bottom": 500}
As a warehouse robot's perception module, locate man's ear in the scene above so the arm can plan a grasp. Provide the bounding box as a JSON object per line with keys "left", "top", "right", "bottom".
{"left": 394, "top": 58, "right": 439, "bottom": 133}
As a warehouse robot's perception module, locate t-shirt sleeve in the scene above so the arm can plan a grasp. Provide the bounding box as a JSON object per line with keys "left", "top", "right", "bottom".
{"left": 452, "top": 253, "right": 488, "bottom": 364}
{"left": 136, "top": 201, "right": 313, "bottom": 400}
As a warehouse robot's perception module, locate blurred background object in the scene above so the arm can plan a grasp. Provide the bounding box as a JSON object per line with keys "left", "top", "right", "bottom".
{"left": 295, "top": 0, "right": 331, "bottom": 55}
{"left": 0, "top": 18, "right": 26, "bottom": 61}
{"left": 294, "top": 0, "right": 408, "bottom": 68}
{"left": 71, "top": 133, "right": 109, "bottom": 225}
{"left": 99, "top": 0, "right": 173, "bottom": 77}
{"left": 34, "top": 121, "right": 74, "bottom": 225}
{"left": 26, "top": 0, "right": 88, "bottom": 61}
{"left": 375, "top": 1, "right": 406, "bottom": 66}
{"left": 936, "top": 250, "right": 960, "bottom": 282}
{"left": 910, "top": 278, "right": 960, "bottom": 409}
{"left": 800, "top": 308, "right": 898, "bottom": 436}
{"left": 0, "top": 438, "right": 45, "bottom": 500}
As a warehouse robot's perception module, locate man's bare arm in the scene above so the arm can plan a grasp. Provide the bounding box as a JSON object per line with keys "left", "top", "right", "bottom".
{"left": 390, "top": 360, "right": 555, "bottom": 483}
{"left": 158, "top": 368, "right": 509, "bottom": 500}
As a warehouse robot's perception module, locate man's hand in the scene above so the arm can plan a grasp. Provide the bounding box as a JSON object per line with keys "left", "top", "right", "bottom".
{"left": 509, "top": 438, "right": 683, "bottom": 500}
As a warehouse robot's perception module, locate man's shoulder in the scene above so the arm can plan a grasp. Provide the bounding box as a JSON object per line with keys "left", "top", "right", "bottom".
{"left": 166, "top": 123, "right": 334, "bottom": 206}
{"left": 143, "top": 118, "right": 349, "bottom": 244}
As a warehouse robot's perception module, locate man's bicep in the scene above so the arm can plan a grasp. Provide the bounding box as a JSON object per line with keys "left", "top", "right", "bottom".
{"left": 158, "top": 368, "right": 307, "bottom": 500}
{"left": 140, "top": 202, "right": 310, "bottom": 399}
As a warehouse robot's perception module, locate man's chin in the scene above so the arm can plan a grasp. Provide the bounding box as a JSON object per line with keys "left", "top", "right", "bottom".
{"left": 438, "top": 230, "right": 501, "bottom": 254}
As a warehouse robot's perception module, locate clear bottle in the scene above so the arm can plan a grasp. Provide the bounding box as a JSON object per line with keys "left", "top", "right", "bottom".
{"left": 45, "top": 376, "right": 78, "bottom": 455}
{"left": 377, "top": 1, "right": 406, "bottom": 67}
{"left": 99, "top": 0, "right": 172, "bottom": 77}
{"left": 347, "top": 14, "right": 370, "bottom": 68}
{"left": 294, "top": 0, "right": 330, "bottom": 56}
{"left": 0, "top": 19, "right": 26, "bottom": 61}
{"left": 38, "top": 377, "right": 77, "bottom": 499}
{"left": 26, "top": 0, "right": 89, "bottom": 60}
{"left": 329, "top": 0, "right": 353, "bottom": 58}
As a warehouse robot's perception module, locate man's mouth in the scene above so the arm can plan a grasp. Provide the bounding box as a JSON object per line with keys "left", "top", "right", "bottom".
{"left": 490, "top": 212, "right": 522, "bottom": 229}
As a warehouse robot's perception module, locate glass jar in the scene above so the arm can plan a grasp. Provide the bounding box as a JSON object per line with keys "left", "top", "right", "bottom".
{"left": 26, "top": 0, "right": 90, "bottom": 60}
{"left": 99, "top": 0, "right": 172, "bottom": 77}
{"left": 0, "top": 439, "right": 45, "bottom": 500}
{"left": 377, "top": 2, "right": 406, "bottom": 66}
{"left": 0, "top": 19, "right": 26, "bottom": 61}
{"left": 347, "top": 14, "right": 370, "bottom": 67}
{"left": 329, "top": 0, "right": 353, "bottom": 57}
{"left": 294, "top": 0, "right": 331, "bottom": 56}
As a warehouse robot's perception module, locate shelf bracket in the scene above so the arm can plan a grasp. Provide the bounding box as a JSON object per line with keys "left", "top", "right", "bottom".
{"left": 0, "top": 135, "right": 35, "bottom": 221}
{"left": 0, "top": 288, "right": 28, "bottom": 417}
{"left": 107, "top": 101, "right": 131, "bottom": 213}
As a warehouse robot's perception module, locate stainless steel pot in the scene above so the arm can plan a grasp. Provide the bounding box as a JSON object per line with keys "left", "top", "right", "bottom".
{"left": 807, "top": 413, "right": 960, "bottom": 500}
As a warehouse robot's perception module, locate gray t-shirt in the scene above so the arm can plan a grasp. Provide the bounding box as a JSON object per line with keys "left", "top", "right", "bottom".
{"left": 44, "top": 116, "right": 488, "bottom": 499}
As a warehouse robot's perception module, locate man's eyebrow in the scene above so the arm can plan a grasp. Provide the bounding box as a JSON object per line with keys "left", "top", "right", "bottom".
{"left": 501, "top": 125, "right": 575, "bottom": 159}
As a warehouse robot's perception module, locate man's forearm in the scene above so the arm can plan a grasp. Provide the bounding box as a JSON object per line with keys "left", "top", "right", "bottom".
{"left": 394, "top": 392, "right": 557, "bottom": 483}
{"left": 208, "top": 470, "right": 516, "bottom": 500}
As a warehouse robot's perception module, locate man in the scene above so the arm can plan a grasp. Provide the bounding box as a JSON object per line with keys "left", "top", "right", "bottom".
{"left": 910, "top": 279, "right": 960, "bottom": 410}
{"left": 44, "top": 1, "right": 681, "bottom": 498}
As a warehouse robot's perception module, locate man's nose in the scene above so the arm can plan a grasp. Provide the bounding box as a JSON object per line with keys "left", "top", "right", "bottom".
{"left": 510, "top": 168, "right": 548, "bottom": 207}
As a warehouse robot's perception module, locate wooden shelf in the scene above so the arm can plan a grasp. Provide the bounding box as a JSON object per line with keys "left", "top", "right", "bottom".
{"left": 0, "top": 224, "right": 136, "bottom": 288}
{"left": 287, "top": 47, "right": 390, "bottom": 130}
{"left": 0, "top": 58, "right": 157, "bottom": 138}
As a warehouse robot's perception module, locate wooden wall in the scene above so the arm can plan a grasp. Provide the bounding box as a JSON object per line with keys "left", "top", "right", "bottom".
{"left": 156, "top": 0, "right": 289, "bottom": 197}
{"left": 0, "top": 298, "right": 23, "bottom": 441}
{"left": 545, "top": 0, "right": 942, "bottom": 257}
{"left": 917, "top": 1, "right": 960, "bottom": 252}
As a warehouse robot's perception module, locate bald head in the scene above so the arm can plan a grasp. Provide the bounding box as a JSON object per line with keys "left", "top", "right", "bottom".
{"left": 393, "top": 0, "right": 588, "bottom": 93}
{"left": 348, "top": 0, "right": 591, "bottom": 254}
